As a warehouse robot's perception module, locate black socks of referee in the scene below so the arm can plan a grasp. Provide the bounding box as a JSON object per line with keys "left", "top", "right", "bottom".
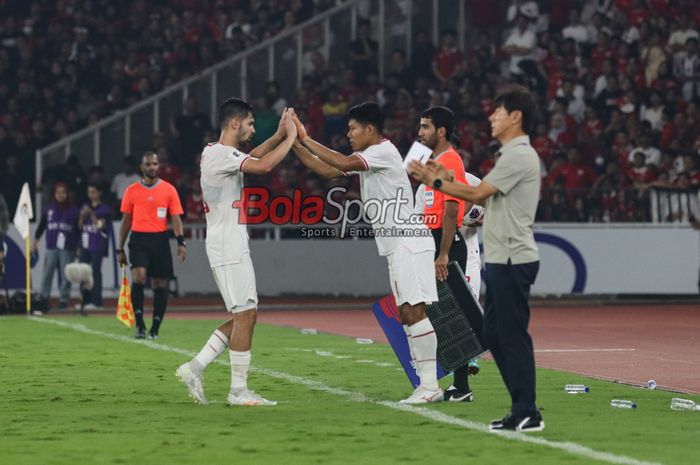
{"left": 454, "top": 366, "right": 471, "bottom": 393}
{"left": 132, "top": 283, "right": 145, "bottom": 330}
{"left": 151, "top": 287, "right": 168, "bottom": 335}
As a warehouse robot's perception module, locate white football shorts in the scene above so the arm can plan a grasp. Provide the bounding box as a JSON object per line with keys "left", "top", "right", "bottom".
{"left": 211, "top": 253, "right": 258, "bottom": 313}
{"left": 387, "top": 245, "right": 438, "bottom": 306}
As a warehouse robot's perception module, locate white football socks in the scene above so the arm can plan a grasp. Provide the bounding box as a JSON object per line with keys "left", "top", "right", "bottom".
{"left": 408, "top": 318, "right": 439, "bottom": 391}
{"left": 229, "top": 350, "right": 251, "bottom": 393}
{"left": 190, "top": 329, "right": 229, "bottom": 375}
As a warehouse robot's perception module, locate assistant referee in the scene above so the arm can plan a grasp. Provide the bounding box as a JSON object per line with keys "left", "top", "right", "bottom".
{"left": 118, "top": 151, "right": 186, "bottom": 339}
{"left": 417, "top": 106, "right": 474, "bottom": 402}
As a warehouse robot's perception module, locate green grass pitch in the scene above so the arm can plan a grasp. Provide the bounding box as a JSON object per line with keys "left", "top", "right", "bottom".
{"left": 0, "top": 315, "right": 697, "bottom": 465}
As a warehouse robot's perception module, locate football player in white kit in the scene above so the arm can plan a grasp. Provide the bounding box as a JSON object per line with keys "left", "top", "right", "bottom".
{"left": 290, "top": 103, "right": 443, "bottom": 404}
{"left": 176, "top": 98, "right": 297, "bottom": 406}
{"left": 460, "top": 172, "right": 485, "bottom": 297}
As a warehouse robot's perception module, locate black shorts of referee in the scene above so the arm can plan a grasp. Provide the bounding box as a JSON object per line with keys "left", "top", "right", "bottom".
{"left": 430, "top": 228, "right": 467, "bottom": 273}
{"left": 128, "top": 231, "right": 174, "bottom": 279}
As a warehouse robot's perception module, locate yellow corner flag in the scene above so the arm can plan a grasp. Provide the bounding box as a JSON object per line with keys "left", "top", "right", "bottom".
{"left": 116, "top": 265, "right": 134, "bottom": 328}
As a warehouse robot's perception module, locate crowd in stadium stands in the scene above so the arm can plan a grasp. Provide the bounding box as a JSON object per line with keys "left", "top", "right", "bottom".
{"left": 0, "top": 0, "right": 331, "bottom": 215}
{"left": 2, "top": 0, "right": 700, "bottom": 226}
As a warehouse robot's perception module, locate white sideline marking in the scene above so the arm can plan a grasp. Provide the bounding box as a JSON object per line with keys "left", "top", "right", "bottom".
{"left": 30, "top": 317, "right": 663, "bottom": 465}
{"left": 288, "top": 347, "right": 403, "bottom": 371}
{"left": 537, "top": 349, "right": 636, "bottom": 353}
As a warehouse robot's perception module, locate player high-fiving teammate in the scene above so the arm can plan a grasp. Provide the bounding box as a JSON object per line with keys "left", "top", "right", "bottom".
{"left": 176, "top": 99, "right": 296, "bottom": 406}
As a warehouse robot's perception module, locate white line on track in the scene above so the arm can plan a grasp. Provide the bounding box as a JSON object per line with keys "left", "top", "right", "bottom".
{"left": 30, "top": 317, "right": 663, "bottom": 465}
{"left": 536, "top": 348, "right": 636, "bottom": 353}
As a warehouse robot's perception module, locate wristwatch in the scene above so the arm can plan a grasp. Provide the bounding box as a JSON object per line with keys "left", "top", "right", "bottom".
{"left": 432, "top": 178, "right": 443, "bottom": 189}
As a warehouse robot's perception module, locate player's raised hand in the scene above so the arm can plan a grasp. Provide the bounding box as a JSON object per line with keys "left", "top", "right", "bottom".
{"left": 275, "top": 107, "right": 289, "bottom": 137}
{"left": 284, "top": 109, "right": 298, "bottom": 139}
{"left": 289, "top": 110, "right": 308, "bottom": 141}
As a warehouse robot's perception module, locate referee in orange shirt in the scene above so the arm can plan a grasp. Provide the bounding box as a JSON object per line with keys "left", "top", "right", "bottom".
{"left": 117, "top": 152, "right": 186, "bottom": 339}
{"left": 417, "top": 106, "right": 474, "bottom": 401}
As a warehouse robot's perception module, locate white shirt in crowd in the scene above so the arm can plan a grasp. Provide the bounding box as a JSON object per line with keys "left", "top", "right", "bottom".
{"left": 640, "top": 105, "right": 664, "bottom": 131}
{"left": 351, "top": 139, "right": 434, "bottom": 257}
{"left": 199, "top": 142, "right": 252, "bottom": 267}
{"left": 669, "top": 29, "right": 700, "bottom": 48}
{"left": 562, "top": 24, "right": 590, "bottom": 44}
{"left": 503, "top": 27, "right": 536, "bottom": 75}
{"left": 628, "top": 145, "right": 662, "bottom": 166}
{"left": 111, "top": 173, "right": 141, "bottom": 199}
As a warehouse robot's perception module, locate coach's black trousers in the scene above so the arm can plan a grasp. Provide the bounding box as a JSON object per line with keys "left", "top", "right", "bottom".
{"left": 484, "top": 260, "right": 539, "bottom": 417}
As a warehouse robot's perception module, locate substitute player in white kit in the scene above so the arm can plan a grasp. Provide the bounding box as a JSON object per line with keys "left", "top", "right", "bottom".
{"left": 290, "top": 103, "right": 443, "bottom": 403}
{"left": 460, "top": 172, "right": 485, "bottom": 296}
{"left": 176, "top": 98, "right": 297, "bottom": 405}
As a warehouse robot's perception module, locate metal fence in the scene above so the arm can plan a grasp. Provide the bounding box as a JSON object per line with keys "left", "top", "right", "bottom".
{"left": 33, "top": 0, "right": 474, "bottom": 213}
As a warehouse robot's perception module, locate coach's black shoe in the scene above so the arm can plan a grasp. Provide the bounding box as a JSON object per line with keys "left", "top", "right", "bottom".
{"left": 490, "top": 411, "right": 544, "bottom": 432}
{"left": 135, "top": 327, "right": 147, "bottom": 339}
{"left": 148, "top": 330, "right": 159, "bottom": 340}
{"left": 489, "top": 412, "right": 512, "bottom": 429}
{"left": 444, "top": 385, "right": 474, "bottom": 402}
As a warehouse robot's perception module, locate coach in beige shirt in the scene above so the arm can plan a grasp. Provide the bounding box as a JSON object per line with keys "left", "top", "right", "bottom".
{"left": 409, "top": 84, "right": 543, "bottom": 433}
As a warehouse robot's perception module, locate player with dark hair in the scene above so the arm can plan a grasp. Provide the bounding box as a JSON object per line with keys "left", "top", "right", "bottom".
{"left": 175, "top": 98, "right": 297, "bottom": 406}
{"left": 291, "top": 102, "right": 443, "bottom": 404}
{"left": 410, "top": 84, "right": 544, "bottom": 430}
{"left": 117, "top": 151, "right": 186, "bottom": 339}
{"left": 416, "top": 106, "right": 474, "bottom": 401}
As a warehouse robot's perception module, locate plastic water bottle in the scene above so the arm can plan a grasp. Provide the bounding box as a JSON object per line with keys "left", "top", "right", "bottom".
{"left": 611, "top": 399, "right": 637, "bottom": 409}
{"left": 670, "top": 398, "right": 699, "bottom": 411}
{"left": 565, "top": 384, "right": 590, "bottom": 394}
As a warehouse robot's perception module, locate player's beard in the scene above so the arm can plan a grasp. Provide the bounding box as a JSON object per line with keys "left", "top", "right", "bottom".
{"left": 144, "top": 170, "right": 158, "bottom": 180}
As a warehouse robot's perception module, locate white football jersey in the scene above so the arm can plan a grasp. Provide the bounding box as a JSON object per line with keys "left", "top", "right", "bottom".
{"left": 460, "top": 172, "right": 483, "bottom": 263}
{"left": 200, "top": 143, "right": 252, "bottom": 267}
{"left": 352, "top": 139, "right": 434, "bottom": 256}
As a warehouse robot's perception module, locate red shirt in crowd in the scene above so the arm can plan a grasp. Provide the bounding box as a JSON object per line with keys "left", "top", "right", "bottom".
{"left": 627, "top": 166, "right": 657, "bottom": 184}
{"left": 434, "top": 47, "right": 462, "bottom": 80}
{"left": 532, "top": 136, "right": 556, "bottom": 165}
{"left": 546, "top": 162, "right": 598, "bottom": 190}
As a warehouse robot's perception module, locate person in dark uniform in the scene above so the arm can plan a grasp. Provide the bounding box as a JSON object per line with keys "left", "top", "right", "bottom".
{"left": 117, "top": 151, "right": 186, "bottom": 339}
{"left": 409, "top": 85, "right": 544, "bottom": 432}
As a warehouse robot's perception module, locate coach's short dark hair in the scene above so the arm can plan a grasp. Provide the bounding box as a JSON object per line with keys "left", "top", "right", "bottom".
{"left": 347, "top": 102, "right": 384, "bottom": 133}
{"left": 494, "top": 84, "right": 538, "bottom": 135}
{"left": 219, "top": 98, "right": 254, "bottom": 129}
{"left": 421, "top": 106, "right": 455, "bottom": 139}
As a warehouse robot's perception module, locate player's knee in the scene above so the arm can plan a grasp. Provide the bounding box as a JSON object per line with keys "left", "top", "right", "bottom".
{"left": 399, "top": 302, "right": 425, "bottom": 326}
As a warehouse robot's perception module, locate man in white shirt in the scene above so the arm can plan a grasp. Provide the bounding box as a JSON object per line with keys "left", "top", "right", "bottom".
{"left": 669, "top": 14, "right": 700, "bottom": 53}
{"left": 562, "top": 10, "right": 590, "bottom": 45}
{"left": 503, "top": 15, "right": 536, "bottom": 77}
{"left": 110, "top": 156, "right": 141, "bottom": 203}
{"left": 629, "top": 133, "right": 662, "bottom": 167}
{"left": 673, "top": 37, "right": 700, "bottom": 102}
{"left": 176, "top": 98, "right": 297, "bottom": 406}
{"left": 291, "top": 102, "right": 443, "bottom": 404}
